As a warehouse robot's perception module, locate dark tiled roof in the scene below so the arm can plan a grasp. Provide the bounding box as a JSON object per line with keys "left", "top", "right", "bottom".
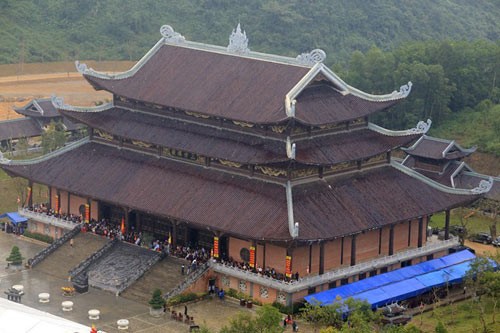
{"left": 0, "top": 118, "right": 42, "bottom": 141}
{"left": 293, "top": 167, "right": 480, "bottom": 239}
{"left": 294, "top": 85, "right": 399, "bottom": 125}
{"left": 404, "top": 136, "right": 475, "bottom": 160}
{"left": 15, "top": 99, "right": 59, "bottom": 118}
{"left": 84, "top": 45, "right": 402, "bottom": 125}
{"left": 455, "top": 173, "right": 500, "bottom": 201}
{"left": 2, "top": 142, "right": 479, "bottom": 241}
{"left": 61, "top": 108, "right": 418, "bottom": 165}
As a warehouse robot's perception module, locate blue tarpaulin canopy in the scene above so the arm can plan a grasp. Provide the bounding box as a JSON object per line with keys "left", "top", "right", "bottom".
{"left": 0, "top": 212, "right": 28, "bottom": 224}
{"left": 305, "top": 250, "right": 478, "bottom": 309}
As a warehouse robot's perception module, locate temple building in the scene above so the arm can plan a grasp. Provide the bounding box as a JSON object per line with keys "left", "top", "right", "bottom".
{"left": 0, "top": 97, "right": 83, "bottom": 150}
{"left": 0, "top": 25, "right": 494, "bottom": 305}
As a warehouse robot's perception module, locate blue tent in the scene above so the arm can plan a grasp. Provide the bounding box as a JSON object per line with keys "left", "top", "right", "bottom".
{"left": 0, "top": 212, "right": 28, "bottom": 225}
{"left": 305, "top": 250, "right": 478, "bottom": 308}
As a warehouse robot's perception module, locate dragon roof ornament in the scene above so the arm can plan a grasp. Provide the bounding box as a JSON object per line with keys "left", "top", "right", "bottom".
{"left": 471, "top": 177, "right": 494, "bottom": 194}
{"left": 408, "top": 119, "right": 432, "bottom": 134}
{"left": 51, "top": 94, "right": 113, "bottom": 112}
{"left": 160, "top": 25, "right": 186, "bottom": 44}
{"left": 296, "top": 49, "right": 327, "bottom": 66}
{"left": 227, "top": 23, "right": 250, "bottom": 55}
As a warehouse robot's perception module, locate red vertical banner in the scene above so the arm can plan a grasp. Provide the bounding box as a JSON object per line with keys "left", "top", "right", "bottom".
{"left": 213, "top": 237, "right": 219, "bottom": 258}
{"left": 84, "top": 204, "right": 90, "bottom": 223}
{"left": 54, "top": 195, "right": 59, "bottom": 212}
{"left": 285, "top": 255, "right": 292, "bottom": 278}
{"left": 25, "top": 186, "right": 32, "bottom": 207}
{"left": 249, "top": 246, "right": 255, "bottom": 268}
{"left": 120, "top": 217, "right": 125, "bottom": 235}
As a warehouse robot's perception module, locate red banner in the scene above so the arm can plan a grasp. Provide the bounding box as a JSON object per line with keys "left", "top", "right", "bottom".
{"left": 25, "top": 187, "right": 32, "bottom": 206}
{"left": 285, "top": 255, "right": 292, "bottom": 278}
{"left": 54, "top": 195, "right": 59, "bottom": 212}
{"left": 249, "top": 246, "right": 255, "bottom": 268}
{"left": 84, "top": 204, "right": 90, "bottom": 223}
{"left": 213, "top": 237, "right": 219, "bottom": 258}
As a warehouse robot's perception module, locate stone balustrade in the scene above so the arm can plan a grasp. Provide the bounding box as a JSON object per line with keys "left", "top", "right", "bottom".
{"left": 210, "top": 237, "right": 460, "bottom": 293}
{"left": 19, "top": 208, "right": 81, "bottom": 230}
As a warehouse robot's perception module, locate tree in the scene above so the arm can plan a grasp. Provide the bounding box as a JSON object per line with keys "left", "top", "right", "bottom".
{"left": 41, "top": 121, "right": 66, "bottom": 154}
{"left": 220, "top": 304, "right": 283, "bottom": 333}
{"left": 477, "top": 270, "right": 500, "bottom": 324}
{"left": 6, "top": 245, "right": 24, "bottom": 265}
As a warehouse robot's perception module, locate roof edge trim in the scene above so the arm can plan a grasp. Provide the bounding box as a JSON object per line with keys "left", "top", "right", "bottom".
{"left": 391, "top": 160, "right": 493, "bottom": 195}
{"left": 51, "top": 95, "right": 114, "bottom": 113}
{"left": 450, "top": 161, "right": 466, "bottom": 188}
{"left": 286, "top": 181, "right": 299, "bottom": 238}
{"left": 1, "top": 138, "right": 90, "bottom": 166}
{"left": 368, "top": 119, "right": 432, "bottom": 137}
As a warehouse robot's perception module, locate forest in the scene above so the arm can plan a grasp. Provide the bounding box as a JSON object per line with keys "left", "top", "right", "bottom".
{"left": 0, "top": 0, "right": 499, "bottom": 157}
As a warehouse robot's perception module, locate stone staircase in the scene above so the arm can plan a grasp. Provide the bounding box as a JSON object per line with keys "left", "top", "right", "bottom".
{"left": 120, "top": 255, "right": 189, "bottom": 305}
{"left": 33, "top": 232, "right": 110, "bottom": 280}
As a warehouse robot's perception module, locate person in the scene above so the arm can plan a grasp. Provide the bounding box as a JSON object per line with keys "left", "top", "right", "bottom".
{"left": 292, "top": 321, "right": 298, "bottom": 331}
{"left": 283, "top": 318, "right": 287, "bottom": 328}
{"left": 218, "top": 288, "right": 225, "bottom": 301}
{"left": 181, "top": 264, "right": 185, "bottom": 275}
{"left": 70, "top": 238, "right": 74, "bottom": 247}
{"left": 184, "top": 305, "right": 188, "bottom": 317}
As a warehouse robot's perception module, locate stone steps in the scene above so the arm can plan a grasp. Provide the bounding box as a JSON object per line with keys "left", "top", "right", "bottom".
{"left": 120, "top": 255, "right": 189, "bottom": 305}
{"left": 33, "top": 232, "right": 110, "bottom": 280}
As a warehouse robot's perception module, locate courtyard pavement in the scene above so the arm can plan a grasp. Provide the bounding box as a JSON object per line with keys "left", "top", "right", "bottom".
{"left": 0, "top": 231, "right": 312, "bottom": 332}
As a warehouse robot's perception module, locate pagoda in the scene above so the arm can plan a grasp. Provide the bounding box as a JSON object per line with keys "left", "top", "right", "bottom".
{"left": 0, "top": 25, "right": 492, "bottom": 305}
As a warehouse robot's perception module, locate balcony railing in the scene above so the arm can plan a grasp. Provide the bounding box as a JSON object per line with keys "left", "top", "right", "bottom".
{"left": 19, "top": 208, "right": 81, "bottom": 230}
{"left": 209, "top": 237, "right": 460, "bottom": 293}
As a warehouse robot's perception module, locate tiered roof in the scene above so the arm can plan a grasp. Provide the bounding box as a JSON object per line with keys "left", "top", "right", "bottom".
{"left": 1, "top": 25, "right": 492, "bottom": 241}
{"left": 402, "top": 136, "right": 477, "bottom": 160}
{"left": 1, "top": 141, "right": 483, "bottom": 241}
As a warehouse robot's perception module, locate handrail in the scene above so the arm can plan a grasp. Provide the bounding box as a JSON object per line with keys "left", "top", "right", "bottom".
{"left": 19, "top": 208, "right": 81, "bottom": 230}
{"left": 164, "top": 261, "right": 210, "bottom": 300}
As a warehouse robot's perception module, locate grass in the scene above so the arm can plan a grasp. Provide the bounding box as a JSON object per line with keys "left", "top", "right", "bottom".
{"left": 410, "top": 296, "right": 500, "bottom": 333}
{"left": 429, "top": 209, "right": 496, "bottom": 235}
{"left": 0, "top": 168, "right": 48, "bottom": 214}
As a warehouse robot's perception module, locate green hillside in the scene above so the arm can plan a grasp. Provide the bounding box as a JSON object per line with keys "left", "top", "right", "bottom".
{"left": 0, "top": 0, "right": 498, "bottom": 65}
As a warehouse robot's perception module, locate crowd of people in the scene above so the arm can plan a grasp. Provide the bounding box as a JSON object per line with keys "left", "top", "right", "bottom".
{"left": 26, "top": 203, "right": 298, "bottom": 282}
{"left": 216, "top": 257, "right": 300, "bottom": 282}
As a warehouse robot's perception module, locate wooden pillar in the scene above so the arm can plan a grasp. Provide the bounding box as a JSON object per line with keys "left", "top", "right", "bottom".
{"left": 340, "top": 237, "right": 344, "bottom": 265}
{"left": 308, "top": 244, "right": 312, "bottom": 275}
{"left": 48, "top": 187, "right": 52, "bottom": 209}
{"left": 418, "top": 217, "right": 423, "bottom": 248}
{"left": 445, "top": 210, "right": 450, "bottom": 240}
{"left": 319, "top": 242, "right": 324, "bottom": 275}
{"left": 351, "top": 235, "right": 357, "bottom": 266}
{"left": 262, "top": 243, "right": 266, "bottom": 269}
{"left": 67, "top": 192, "right": 70, "bottom": 214}
{"left": 389, "top": 225, "right": 394, "bottom": 255}
{"left": 171, "top": 223, "right": 177, "bottom": 247}
{"left": 408, "top": 220, "right": 412, "bottom": 246}
{"left": 378, "top": 228, "right": 383, "bottom": 254}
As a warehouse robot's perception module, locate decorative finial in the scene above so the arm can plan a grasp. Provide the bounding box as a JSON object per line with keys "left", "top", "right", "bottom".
{"left": 51, "top": 94, "right": 65, "bottom": 108}
{"left": 471, "top": 177, "right": 494, "bottom": 194}
{"left": 75, "top": 61, "right": 89, "bottom": 74}
{"left": 296, "top": 49, "right": 326, "bottom": 66}
{"left": 399, "top": 81, "right": 413, "bottom": 97}
{"left": 408, "top": 119, "right": 432, "bottom": 134}
{"left": 160, "top": 25, "right": 185, "bottom": 44}
{"left": 227, "top": 23, "right": 250, "bottom": 54}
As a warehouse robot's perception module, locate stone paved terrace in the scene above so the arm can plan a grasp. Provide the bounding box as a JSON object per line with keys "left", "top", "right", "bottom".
{"left": 33, "top": 231, "right": 110, "bottom": 280}
{"left": 121, "top": 255, "right": 188, "bottom": 305}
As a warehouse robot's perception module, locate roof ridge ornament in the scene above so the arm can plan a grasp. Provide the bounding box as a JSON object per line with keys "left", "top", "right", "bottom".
{"left": 51, "top": 94, "right": 65, "bottom": 109}
{"left": 296, "top": 49, "right": 326, "bottom": 66}
{"left": 160, "top": 25, "right": 186, "bottom": 44}
{"left": 227, "top": 23, "right": 250, "bottom": 55}
{"left": 471, "top": 176, "right": 494, "bottom": 194}
{"left": 409, "top": 119, "right": 432, "bottom": 134}
{"left": 286, "top": 137, "right": 296, "bottom": 160}
{"left": 398, "top": 81, "right": 413, "bottom": 97}
{"left": 75, "top": 61, "right": 90, "bottom": 74}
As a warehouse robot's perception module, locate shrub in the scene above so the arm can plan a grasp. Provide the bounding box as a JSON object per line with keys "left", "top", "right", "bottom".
{"left": 23, "top": 230, "right": 54, "bottom": 244}
{"left": 149, "top": 289, "right": 166, "bottom": 309}
{"left": 6, "top": 246, "right": 24, "bottom": 265}
{"left": 166, "top": 292, "right": 206, "bottom": 306}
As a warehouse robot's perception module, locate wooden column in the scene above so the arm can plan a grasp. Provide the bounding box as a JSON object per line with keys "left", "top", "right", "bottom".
{"left": 308, "top": 244, "right": 312, "bottom": 274}
{"left": 319, "top": 242, "right": 325, "bottom": 275}
{"left": 48, "top": 187, "right": 52, "bottom": 209}
{"left": 389, "top": 225, "right": 394, "bottom": 255}
{"left": 340, "top": 237, "right": 344, "bottom": 265}
{"left": 67, "top": 192, "right": 70, "bottom": 214}
{"left": 378, "top": 228, "right": 383, "bottom": 254}
{"left": 445, "top": 210, "right": 450, "bottom": 240}
{"left": 351, "top": 235, "right": 357, "bottom": 266}
{"left": 171, "top": 222, "right": 177, "bottom": 247}
{"left": 418, "top": 217, "right": 423, "bottom": 248}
